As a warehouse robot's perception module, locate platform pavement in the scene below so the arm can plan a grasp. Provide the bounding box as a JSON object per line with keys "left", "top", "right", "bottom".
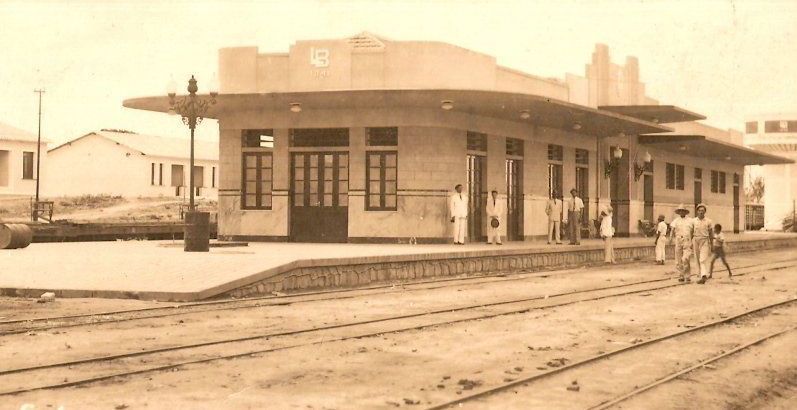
{"left": 1, "top": 233, "right": 795, "bottom": 302}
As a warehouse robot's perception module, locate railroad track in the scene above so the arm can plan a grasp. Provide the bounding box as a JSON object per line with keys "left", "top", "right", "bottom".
{"left": 3, "top": 253, "right": 795, "bottom": 337}
{"left": 0, "top": 259, "right": 792, "bottom": 397}
{"left": 589, "top": 326, "right": 797, "bottom": 409}
{"left": 426, "top": 298, "right": 797, "bottom": 409}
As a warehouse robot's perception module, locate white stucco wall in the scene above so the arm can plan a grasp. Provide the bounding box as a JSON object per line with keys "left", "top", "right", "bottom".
{"left": 0, "top": 139, "right": 46, "bottom": 197}
{"left": 46, "top": 134, "right": 218, "bottom": 198}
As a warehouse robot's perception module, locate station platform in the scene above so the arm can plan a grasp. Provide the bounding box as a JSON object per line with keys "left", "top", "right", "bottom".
{"left": 2, "top": 233, "right": 796, "bottom": 302}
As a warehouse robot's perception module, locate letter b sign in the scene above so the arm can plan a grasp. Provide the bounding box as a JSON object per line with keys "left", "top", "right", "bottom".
{"left": 310, "top": 47, "right": 330, "bottom": 68}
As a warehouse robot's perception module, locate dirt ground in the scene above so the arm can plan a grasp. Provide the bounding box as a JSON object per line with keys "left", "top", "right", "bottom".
{"left": 0, "top": 249, "right": 796, "bottom": 409}
{"left": 0, "top": 195, "right": 217, "bottom": 223}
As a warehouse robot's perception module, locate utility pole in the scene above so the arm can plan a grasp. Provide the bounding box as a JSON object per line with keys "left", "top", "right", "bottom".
{"left": 33, "top": 89, "right": 45, "bottom": 220}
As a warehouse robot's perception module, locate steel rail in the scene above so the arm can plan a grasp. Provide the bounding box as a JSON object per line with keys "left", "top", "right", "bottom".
{"left": 588, "top": 326, "right": 797, "bottom": 409}
{"left": 4, "top": 255, "right": 792, "bottom": 337}
{"left": 425, "top": 297, "right": 797, "bottom": 410}
{"left": 0, "top": 261, "right": 791, "bottom": 397}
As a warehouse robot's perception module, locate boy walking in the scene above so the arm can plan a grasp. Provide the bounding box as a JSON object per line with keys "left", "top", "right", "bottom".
{"left": 654, "top": 215, "right": 667, "bottom": 265}
{"left": 709, "top": 224, "right": 733, "bottom": 278}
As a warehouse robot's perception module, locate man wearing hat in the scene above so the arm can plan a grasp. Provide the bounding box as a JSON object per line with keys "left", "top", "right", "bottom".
{"left": 692, "top": 203, "right": 714, "bottom": 284}
{"left": 669, "top": 204, "right": 694, "bottom": 282}
{"left": 485, "top": 189, "right": 505, "bottom": 245}
{"left": 566, "top": 188, "right": 584, "bottom": 245}
{"left": 545, "top": 190, "right": 564, "bottom": 245}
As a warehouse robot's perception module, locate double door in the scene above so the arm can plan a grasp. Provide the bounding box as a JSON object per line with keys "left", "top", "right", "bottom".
{"left": 505, "top": 159, "right": 523, "bottom": 240}
{"left": 290, "top": 152, "right": 349, "bottom": 242}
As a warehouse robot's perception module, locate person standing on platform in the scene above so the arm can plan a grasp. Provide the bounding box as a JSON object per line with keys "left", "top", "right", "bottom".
{"left": 566, "top": 188, "right": 584, "bottom": 245}
{"left": 545, "top": 190, "right": 563, "bottom": 245}
{"left": 654, "top": 214, "right": 668, "bottom": 265}
{"left": 485, "top": 189, "right": 505, "bottom": 245}
{"left": 449, "top": 184, "right": 469, "bottom": 245}
{"left": 600, "top": 207, "right": 615, "bottom": 263}
{"left": 669, "top": 204, "right": 694, "bottom": 282}
{"left": 692, "top": 203, "right": 714, "bottom": 284}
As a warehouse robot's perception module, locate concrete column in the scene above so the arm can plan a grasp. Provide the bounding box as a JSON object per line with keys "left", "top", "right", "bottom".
{"left": 272, "top": 129, "right": 289, "bottom": 191}
{"left": 485, "top": 135, "right": 506, "bottom": 194}
{"left": 349, "top": 128, "right": 366, "bottom": 191}
{"left": 523, "top": 129, "right": 548, "bottom": 239}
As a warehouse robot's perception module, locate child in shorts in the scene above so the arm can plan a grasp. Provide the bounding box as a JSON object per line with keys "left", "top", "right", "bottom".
{"left": 709, "top": 224, "right": 732, "bottom": 278}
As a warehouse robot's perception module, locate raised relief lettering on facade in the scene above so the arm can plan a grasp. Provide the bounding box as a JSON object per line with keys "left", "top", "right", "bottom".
{"left": 310, "top": 47, "right": 330, "bottom": 68}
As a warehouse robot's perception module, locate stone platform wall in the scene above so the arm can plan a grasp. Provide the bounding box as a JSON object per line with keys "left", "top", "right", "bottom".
{"left": 221, "top": 237, "right": 797, "bottom": 299}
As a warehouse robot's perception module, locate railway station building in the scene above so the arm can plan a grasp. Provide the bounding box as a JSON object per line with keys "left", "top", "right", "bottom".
{"left": 124, "top": 33, "right": 791, "bottom": 243}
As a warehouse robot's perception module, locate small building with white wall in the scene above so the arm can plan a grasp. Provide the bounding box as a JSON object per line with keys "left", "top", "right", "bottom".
{"left": 744, "top": 114, "right": 797, "bottom": 230}
{"left": 47, "top": 129, "right": 218, "bottom": 199}
{"left": 0, "top": 121, "right": 47, "bottom": 197}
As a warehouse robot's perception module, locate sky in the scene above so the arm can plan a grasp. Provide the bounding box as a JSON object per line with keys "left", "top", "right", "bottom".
{"left": 1, "top": 0, "right": 796, "bottom": 146}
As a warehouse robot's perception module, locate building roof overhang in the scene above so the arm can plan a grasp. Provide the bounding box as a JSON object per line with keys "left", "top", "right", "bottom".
{"left": 639, "top": 134, "right": 793, "bottom": 165}
{"left": 598, "top": 105, "right": 706, "bottom": 124}
{"left": 124, "top": 89, "right": 672, "bottom": 136}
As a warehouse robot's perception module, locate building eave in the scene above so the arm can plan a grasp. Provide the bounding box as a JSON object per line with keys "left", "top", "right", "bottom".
{"left": 124, "top": 89, "right": 672, "bottom": 137}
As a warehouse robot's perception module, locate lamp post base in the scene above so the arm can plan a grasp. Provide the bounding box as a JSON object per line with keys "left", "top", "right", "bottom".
{"left": 184, "top": 211, "right": 210, "bottom": 252}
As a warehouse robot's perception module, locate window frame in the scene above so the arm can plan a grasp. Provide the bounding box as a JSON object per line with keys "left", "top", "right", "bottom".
{"left": 665, "top": 162, "right": 684, "bottom": 191}
{"left": 365, "top": 151, "right": 398, "bottom": 211}
{"left": 241, "top": 151, "right": 274, "bottom": 210}
{"left": 22, "top": 151, "right": 34, "bottom": 180}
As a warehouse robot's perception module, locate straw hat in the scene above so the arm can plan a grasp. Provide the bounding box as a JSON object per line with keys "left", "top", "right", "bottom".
{"left": 696, "top": 203, "right": 707, "bottom": 212}
{"left": 675, "top": 204, "right": 690, "bottom": 214}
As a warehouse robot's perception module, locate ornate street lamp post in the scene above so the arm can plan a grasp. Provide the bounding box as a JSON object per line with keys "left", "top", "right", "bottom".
{"left": 168, "top": 75, "right": 217, "bottom": 252}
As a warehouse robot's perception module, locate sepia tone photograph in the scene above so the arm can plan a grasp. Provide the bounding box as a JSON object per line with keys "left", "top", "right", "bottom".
{"left": 1, "top": 0, "right": 796, "bottom": 408}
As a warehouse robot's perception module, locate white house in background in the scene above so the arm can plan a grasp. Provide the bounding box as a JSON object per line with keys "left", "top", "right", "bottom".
{"left": 0, "top": 121, "right": 47, "bottom": 196}
{"left": 47, "top": 129, "right": 218, "bottom": 199}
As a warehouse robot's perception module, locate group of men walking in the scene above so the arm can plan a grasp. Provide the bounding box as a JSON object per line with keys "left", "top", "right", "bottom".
{"left": 659, "top": 203, "right": 732, "bottom": 284}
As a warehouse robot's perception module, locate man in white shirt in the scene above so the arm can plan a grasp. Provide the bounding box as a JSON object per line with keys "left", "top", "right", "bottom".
{"left": 566, "top": 188, "right": 585, "bottom": 245}
{"left": 669, "top": 204, "right": 693, "bottom": 282}
{"left": 449, "top": 184, "right": 469, "bottom": 245}
{"left": 485, "top": 189, "right": 505, "bottom": 245}
{"left": 692, "top": 203, "right": 714, "bottom": 284}
{"left": 545, "top": 190, "right": 563, "bottom": 245}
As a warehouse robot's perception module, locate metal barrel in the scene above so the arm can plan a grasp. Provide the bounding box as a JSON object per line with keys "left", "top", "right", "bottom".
{"left": 183, "top": 211, "right": 210, "bottom": 252}
{"left": 0, "top": 224, "right": 33, "bottom": 249}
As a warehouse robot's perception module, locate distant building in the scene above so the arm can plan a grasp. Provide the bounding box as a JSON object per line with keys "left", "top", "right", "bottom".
{"left": 47, "top": 129, "right": 218, "bottom": 199}
{"left": 744, "top": 115, "right": 797, "bottom": 230}
{"left": 125, "top": 33, "right": 791, "bottom": 242}
{"left": 0, "top": 121, "right": 47, "bottom": 197}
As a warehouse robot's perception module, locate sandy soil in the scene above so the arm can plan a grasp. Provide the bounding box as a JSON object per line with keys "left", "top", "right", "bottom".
{"left": 0, "top": 250, "right": 795, "bottom": 409}
{"left": 0, "top": 196, "right": 217, "bottom": 223}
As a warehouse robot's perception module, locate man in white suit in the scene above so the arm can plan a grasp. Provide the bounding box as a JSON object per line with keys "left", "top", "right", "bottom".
{"left": 449, "top": 184, "right": 469, "bottom": 245}
{"left": 485, "top": 189, "right": 505, "bottom": 245}
{"left": 545, "top": 190, "right": 563, "bottom": 245}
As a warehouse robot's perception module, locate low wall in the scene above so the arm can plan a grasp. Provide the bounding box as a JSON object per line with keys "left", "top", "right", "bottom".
{"left": 28, "top": 222, "right": 218, "bottom": 242}
{"left": 221, "top": 236, "right": 797, "bottom": 299}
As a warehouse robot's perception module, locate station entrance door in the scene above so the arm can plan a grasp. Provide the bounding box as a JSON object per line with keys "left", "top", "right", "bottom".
{"left": 290, "top": 152, "right": 349, "bottom": 242}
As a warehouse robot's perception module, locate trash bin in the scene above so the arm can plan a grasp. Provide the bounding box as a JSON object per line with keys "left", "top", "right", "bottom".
{"left": 0, "top": 223, "right": 33, "bottom": 249}
{"left": 184, "top": 211, "right": 210, "bottom": 252}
